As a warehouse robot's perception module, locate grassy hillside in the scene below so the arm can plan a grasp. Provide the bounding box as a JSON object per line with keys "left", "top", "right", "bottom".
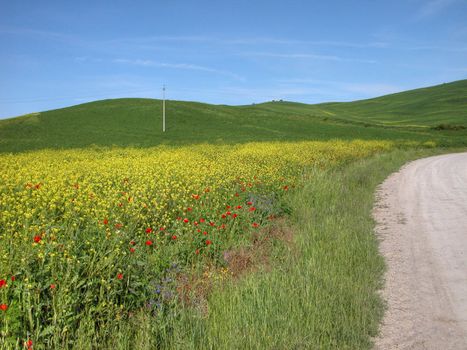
{"left": 319, "top": 79, "right": 467, "bottom": 128}
{"left": 0, "top": 80, "right": 466, "bottom": 152}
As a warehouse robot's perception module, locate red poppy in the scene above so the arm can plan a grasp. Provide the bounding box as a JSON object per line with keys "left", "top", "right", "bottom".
{"left": 10, "top": 276, "right": 15, "bottom": 282}
{"left": 26, "top": 340, "right": 33, "bottom": 347}
{"left": 115, "top": 223, "right": 123, "bottom": 229}
{"left": 130, "top": 247, "right": 136, "bottom": 253}
{"left": 117, "top": 273, "right": 123, "bottom": 280}
{"left": 103, "top": 218, "right": 109, "bottom": 225}
{"left": 0, "top": 304, "right": 7, "bottom": 311}
{"left": 236, "top": 205, "right": 242, "bottom": 209}
{"left": 206, "top": 240, "right": 212, "bottom": 245}
{"left": 283, "top": 185, "right": 289, "bottom": 191}
{"left": 203, "top": 231, "right": 208, "bottom": 235}
{"left": 209, "top": 221, "right": 215, "bottom": 226}
{"left": 221, "top": 214, "right": 226, "bottom": 219}
{"left": 33, "top": 235, "right": 41, "bottom": 243}
{"left": 177, "top": 217, "right": 182, "bottom": 221}
{"left": 186, "top": 207, "right": 192, "bottom": 212}
{"left": 199, "top": 218, "right": 205, "bottom": 223}
{"left": 249, "top": 207, "right": 256, "bottom": 212}
{"left": 247, "top": 201, "right": 253, "bottom": 205}
{"left": 194, "top": 221, "right": 199, "bottom": 226}
{"left": 160, "top": 227, "right": 165, "bottom": 231}
{"left": 183, "top": 218, "right": 189, "bottom": 223}
{"left": 145, "top": 227, "right": 152, "bottom": 234}
{"left": 252, "top": 222, "right": 259, "bottom": 228}
{"left": 0, "top": 279, "right": 6, "bottom": 288}
{"left": 192, "top": 194, "right": 200, "bottom": 200}
{"left": 130, "top": 240, "right": 136, "bottom": 245}
{"left": 233, "top": 214, "right": 238, "bottom": 218}
{"left": 204, "top": 188, "right": 210, "bottom": 193}
{"left": 234, "top": 192, "right": 239, "bottom": 197}
{"left": 195, "top": 249, "right": 200, "bottom": 255}
{"left": 226, "top": 211, "right": 231, "bottom": 216}
{"left": 145, "top": 240, "right": 153, "bottom": 246}
{"left": 226, "top": 205, "right": 231, "bottom": 209}
{"left": 50, "top": 284, "right": 56, "bottom": 289}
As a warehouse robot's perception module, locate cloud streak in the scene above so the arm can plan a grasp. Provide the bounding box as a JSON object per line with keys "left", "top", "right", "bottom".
{"left": 276, "top": 78, "right": 403, "bottom": 98}
{"left": 113, "top": 58, "right": 244, "bottom": 80}
{"left": 225, "top": 37, "right": 388, "bottom": 48}
{"left": 240, "top": 52, "right": 377, "bottom": 64}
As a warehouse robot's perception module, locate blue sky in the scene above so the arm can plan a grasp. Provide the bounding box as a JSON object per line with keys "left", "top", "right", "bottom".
{"left": 1, "top": 0, "right": 467, "bottom": 118}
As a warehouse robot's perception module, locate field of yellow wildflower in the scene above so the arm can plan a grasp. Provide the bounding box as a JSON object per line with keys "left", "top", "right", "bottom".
{"left": 0, "top": 140, "right": 392, "bottom": 348}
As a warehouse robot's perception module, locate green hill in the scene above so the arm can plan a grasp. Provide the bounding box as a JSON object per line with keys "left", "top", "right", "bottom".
{"left": 1, "top": 79, "right": 466, "bottom": 152}
{"left": 319, "top": 79, "right": 467, "bottom": 128}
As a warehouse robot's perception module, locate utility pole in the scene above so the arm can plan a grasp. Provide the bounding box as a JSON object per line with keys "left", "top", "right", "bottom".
{"left": 162, "top": 85, "right": 166, "bottom": 132}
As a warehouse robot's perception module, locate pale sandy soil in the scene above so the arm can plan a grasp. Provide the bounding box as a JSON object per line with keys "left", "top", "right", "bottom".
{"left": 373, "top": 152, "right": 467, "bottom": 349}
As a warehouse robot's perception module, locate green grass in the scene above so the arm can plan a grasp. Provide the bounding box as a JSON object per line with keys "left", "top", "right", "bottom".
{"left": 1, "top": 79, "right": 466, "bottom": 152}
{"left": 319, "top": 79, "right": 467, "bottom": 128}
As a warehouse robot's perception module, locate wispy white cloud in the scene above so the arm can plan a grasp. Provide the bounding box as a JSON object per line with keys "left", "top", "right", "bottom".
{"left": 0, "top": 26, "right": 85, "bottom": 46}
{"left": 74, "top": 56, "right": 104, "bottom": 63}
{"left": 105, "top": 35, "right": 210, "bottom": 44}
{"left": 445, "top": 67, "right": 467, "bottom": 73}
{"left": 96, "top": 34, "right": 388, "bottom": 49}
{"left": 276, "top": 78, "right": 403, "bottom": 98}
{"left": 239, "top": 52, "right": 377, "bottom": 64}
{"left": 405, "top": 45, "right": 467, "bottom": 52}
{"left": 226, "top": 37, "right": 388, "bottom": 48}
{"left": 106, "top": 35, "right": 389, "bottom": 50}
{"left": 339, "top": 83, "right": 402, "bottom": 96}
{"left": 0, "top": 26, "right": 390, "bottom": 53}
{"left": 113, "top": 58, "right": 244, "bottom": 80}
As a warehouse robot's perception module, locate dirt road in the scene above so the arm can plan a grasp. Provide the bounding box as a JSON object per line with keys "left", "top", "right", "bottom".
{"left": 373, "top": 152, "right": 467, "bottom": 349}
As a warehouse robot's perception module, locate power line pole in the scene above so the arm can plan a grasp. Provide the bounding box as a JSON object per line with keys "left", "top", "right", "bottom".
{"left": 162, "top": 85, "right": 166, "bottom": 132}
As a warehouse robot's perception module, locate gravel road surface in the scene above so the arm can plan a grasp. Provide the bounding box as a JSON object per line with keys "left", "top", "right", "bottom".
{"left": 373, "top": 152, "right": 467, "bottom": 349}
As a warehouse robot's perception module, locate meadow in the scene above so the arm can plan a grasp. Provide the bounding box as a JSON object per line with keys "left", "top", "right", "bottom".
{"left": 0, "top": 80, "right": 465, "bottom": 349}
{"left": 0, "top": 141, "right": 396, "bottom": 348}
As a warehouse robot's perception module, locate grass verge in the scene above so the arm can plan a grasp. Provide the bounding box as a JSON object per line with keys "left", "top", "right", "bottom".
{"left": 179, "top": 148, "right": 454, "bottom": 349}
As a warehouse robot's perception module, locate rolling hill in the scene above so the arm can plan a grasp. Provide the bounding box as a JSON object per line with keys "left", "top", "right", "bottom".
{"left": 0, "top": 79, "right": 466, "bottom": 152}
{"left": 319, "top": 79, "right": 467, "bottom": 127}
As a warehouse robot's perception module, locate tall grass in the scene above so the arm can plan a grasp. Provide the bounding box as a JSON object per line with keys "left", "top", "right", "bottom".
{"left": 194, "top": 149, "right": 449, "bottom": 349}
